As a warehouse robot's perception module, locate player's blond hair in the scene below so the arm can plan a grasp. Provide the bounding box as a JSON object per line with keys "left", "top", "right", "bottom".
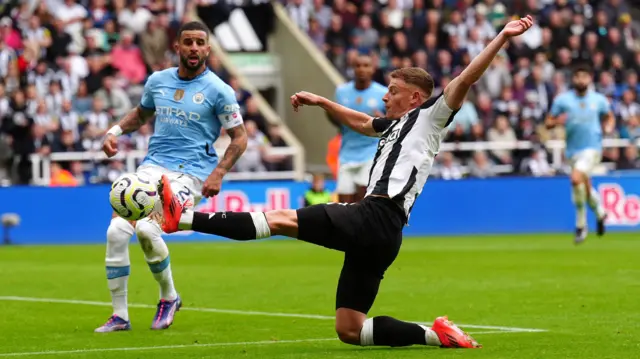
{"left": 389, "top": 67, "right": 434, "bottom": 98}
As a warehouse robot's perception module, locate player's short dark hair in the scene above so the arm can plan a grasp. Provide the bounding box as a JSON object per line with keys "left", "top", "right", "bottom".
{"left": 572, "top": 63, "right": 592, "bottom": 75}
{"left": 177, "top": 21, "right": 210, "bottom": 39}
{"left": 389, "top": 67, "right": 434, "bottom": 98}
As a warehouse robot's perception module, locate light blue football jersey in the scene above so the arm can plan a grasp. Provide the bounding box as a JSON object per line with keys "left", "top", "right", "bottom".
{"left": 335, "top": 81, "right": 387, "bottom": 164}
{"left": 139, "top": 68, "right": 243, "bottom": 181}
{"left": 550, "top": 90, "right": 611, "bottom": 159}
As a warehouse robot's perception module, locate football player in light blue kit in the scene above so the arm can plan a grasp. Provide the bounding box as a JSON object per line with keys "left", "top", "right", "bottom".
{"left": 331, "top": 55, "right": 386, "bottom": 203}
{"left": 546, "top": 64, "right": 614, "bottom": 244}
{"left": 96, "top": 21, "right": 247, "bottom": 332}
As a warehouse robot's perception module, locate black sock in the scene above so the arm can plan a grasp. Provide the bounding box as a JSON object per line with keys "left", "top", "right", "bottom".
{"left": 371, "top": 316, "right": 427, "bottom": 347}
{"left": 192, "top": 212, "right": 258, "bottom": 240}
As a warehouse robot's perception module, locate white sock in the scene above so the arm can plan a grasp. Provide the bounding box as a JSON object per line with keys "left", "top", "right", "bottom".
{"left": 419, "top": 325, "right": 442, "bottom": 346}
{"left": 573, "top": 183, "right": 587, "bottom": 228}
{"left": 178, "top": 209, "right": 194, "bottom": 230}
{"left": 587, "top": 186, "right": 606, "bottom": 219}
{"left": 152, "top": 263, "right": 178, "bottom": 301}
{"left": 108, "top": 276, "right": 129, "bottom": 321}
{"left": 106, "top": 217, "right": 134, "bottom": 321}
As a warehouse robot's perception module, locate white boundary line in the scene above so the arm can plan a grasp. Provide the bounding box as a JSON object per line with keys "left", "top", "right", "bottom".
{"left": 0, "top": 338, "right": 338, "bottom": 357}
{"left": 0, "top": 296, "right": 547, "bottom": 334}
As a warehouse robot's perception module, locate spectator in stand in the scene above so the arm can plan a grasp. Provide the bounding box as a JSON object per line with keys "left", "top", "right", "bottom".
{"left": 110, "top": 30, "right": 146, "bottom": 85}
{"left": 435, "top": 152, "right": 463, "bottom": 180}
{"left": 468, "top": 151, "right": 496, "bottom": 179}
{"left": 486, "top": 115, "right": 517, "bottom": 165}
{"left": 235, "top": 120, "right": 268, "bottom": 173}
{"left": 140, "top": 16, "right": 169, "bottom": 72}
{"left": 228, "top": 75, "right": 251, "bottom": 116}
{"left": 618, "top": 145, "right": 640, "bottom": 170}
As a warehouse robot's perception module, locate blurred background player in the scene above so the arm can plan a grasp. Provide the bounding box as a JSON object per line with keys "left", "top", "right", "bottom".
{"left": 329, "top": 54, "right": 386, "bottom": 203}
{"left": 546, "top": 64, "right": 613, "bottom": 244}
{"left": 96, "top": 21, "right": 247, "bottom": 332}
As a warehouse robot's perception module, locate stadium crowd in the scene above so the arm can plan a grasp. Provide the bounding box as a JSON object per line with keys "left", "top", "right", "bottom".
{"left": 0, "top": 0, "right": 291, "bottom": 187}
{"left": 289, "top": 0, "right": 640, "bottom": 178}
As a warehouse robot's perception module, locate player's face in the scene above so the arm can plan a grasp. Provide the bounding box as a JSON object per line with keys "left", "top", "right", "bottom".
{"left": 383, "top": 78, "right": 422, "bottom": 119}
{"left": 572, "top": 71, "right": 592, "bottom": 92}
{"left": 353, "top": 57, "right": 374, "bottom": 82}
{"left": 176, "top": 30, "right": 210, "bottom": 72}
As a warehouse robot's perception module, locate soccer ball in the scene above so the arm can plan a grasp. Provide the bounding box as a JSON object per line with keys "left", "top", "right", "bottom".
{"left": 109, "top": 173, "right": 158, "bottom": 221}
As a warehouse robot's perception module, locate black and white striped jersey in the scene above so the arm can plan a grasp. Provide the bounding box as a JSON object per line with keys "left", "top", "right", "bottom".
{"left": 365, "top": 94, "right": 458, "bottom": 220}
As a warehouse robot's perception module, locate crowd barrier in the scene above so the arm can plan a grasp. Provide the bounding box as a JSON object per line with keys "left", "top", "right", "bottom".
{"left": 2, "top": 175, "right": 640, "bottom": 244}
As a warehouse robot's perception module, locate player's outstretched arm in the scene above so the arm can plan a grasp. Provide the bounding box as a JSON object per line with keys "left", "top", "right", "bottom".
{"left": 291, "top": 91, "right": 378, "bottom": 137}
{"left": 444, "top": 15, "right": 533, "bottom": 111}
{"left": 103, "top": 106, "right": 155, "bottom": 157}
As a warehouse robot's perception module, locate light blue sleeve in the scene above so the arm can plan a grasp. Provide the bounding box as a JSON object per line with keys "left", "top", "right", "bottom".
{"left": 334, "top": 86, "right": 343, "bottom": 104}
{"left": 140, "top": 74, "right": 156, "bottom": 110}
{"left": 214, "top": 83, "right": 243, "bottom": 129}
{"left": 599, "top": 94, "right": 612, "bottom": 115}
{"left": 549, "top": 95, "right": 564, "bottom": 117}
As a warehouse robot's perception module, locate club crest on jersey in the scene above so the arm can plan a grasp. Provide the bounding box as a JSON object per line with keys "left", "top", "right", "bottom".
{"left": 174, "top": 89, "right": 185, "bottom": 101}
{"left": 378, "top": 128, "right": 400, "bottom": 149}
{"left": 356, "top": 97, "right": 362, "bottom": 104}
{"left": 193, "top": 93, "right": 204, "bottom": 104}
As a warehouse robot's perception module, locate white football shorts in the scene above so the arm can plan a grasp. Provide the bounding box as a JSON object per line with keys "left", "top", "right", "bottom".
{"left": 336, "top": 160, "right": 373, "bottom": 195}
{"left": 136, "top": 163, "right": 204, "bottom": 210}
{"left": 569, "top": 149, "right": 602, "bottom": 176}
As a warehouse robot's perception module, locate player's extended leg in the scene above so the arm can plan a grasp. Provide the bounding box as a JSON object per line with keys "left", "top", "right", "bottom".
{"left": 135, "top": 218, "right": 182, "bottom": 330}
{"left": 95, "top": 214, "right": 135, "bottom": 333}
{"left": 158, "top": 175, "right": 479, "bottom": 348}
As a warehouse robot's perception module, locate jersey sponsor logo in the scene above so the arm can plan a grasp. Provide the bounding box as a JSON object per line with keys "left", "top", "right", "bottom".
{"left": 193, "top": 93, "right": 205, "bottom": 104}
{"left": 378, "top": 128, "right": 400, "bottom": 149}
{"left": 156, "top": 106, "right": 201, "bottom": 126}
{"left": 174, "top": 89, "right": 185, "bottom": 101}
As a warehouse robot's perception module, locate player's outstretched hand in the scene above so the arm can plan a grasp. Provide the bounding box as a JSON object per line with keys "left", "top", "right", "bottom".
{"left": 291, "top": 91, "right": 324, "bottom": 112}
{"left": 102, "top": 134, "right": 118, "bottom": 158}
{"left": 501, "top": 15, "right": 534, "bottom": 38}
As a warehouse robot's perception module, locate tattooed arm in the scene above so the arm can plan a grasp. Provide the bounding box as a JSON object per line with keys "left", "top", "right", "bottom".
{"left": 103, "top": 106, "right": 155, "bottom": 157}
{"left": 201, "top": 124, "right": 248, "bottom": 197}
{"left": 216, "top": 124, "right": 248, "bottom": 174}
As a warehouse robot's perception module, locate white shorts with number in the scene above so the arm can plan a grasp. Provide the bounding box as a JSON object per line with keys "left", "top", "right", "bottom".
{"left": 136, "top": 164, "right": 204, "bottom": 210}
{"left": 336, "top": 160, "right": 373, "bottom": 195}
{"left": 569, "top": 149, "right": 602, "bottom": 176}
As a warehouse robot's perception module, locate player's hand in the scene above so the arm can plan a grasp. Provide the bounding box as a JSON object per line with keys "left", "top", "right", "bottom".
{"left": 291, "top": 91, "right": 325, "bottom": 112}
{"left": 202, "top": 169, "right": 224, "bottom": 198}
{"left": 501, "top": 15, "right": 534, "bottom": 38}
{"left": 102, "top": 134, "right": 118, "bottom": 158}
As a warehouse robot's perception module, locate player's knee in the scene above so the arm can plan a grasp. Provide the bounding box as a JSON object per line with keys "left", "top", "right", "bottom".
{"left": 135, "top": 219, "right": 162, "bottom": 242}
{"left": 335, "top": 322, "right": 362, "bottom": 345}
{"left": 265, "top": 210, "right": 298, "bottom": 234}
{"left": 570, "top": 170, "right": 584, "bottom": 186}
{"left": 107, "top": 217, "right": 134, "bottom": 246}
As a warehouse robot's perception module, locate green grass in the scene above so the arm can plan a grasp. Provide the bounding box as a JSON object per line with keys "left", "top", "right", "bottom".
{"left": 1, "top": 234, "right": 640, "bottom": 358}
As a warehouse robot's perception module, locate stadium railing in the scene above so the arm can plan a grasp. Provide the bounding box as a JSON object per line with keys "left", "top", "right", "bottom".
{"left": 443, "top": 137, "right": 635, "bottom": 175}
{"left": 29, "top": 146, "right": 299, "bottom": 185}
{"left": 28, "top": 138, "right": 636, "bottom": 185}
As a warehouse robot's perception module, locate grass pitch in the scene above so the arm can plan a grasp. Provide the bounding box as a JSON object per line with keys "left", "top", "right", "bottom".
{"left": 1, "top": 234, "right": 639, "bottom": 358}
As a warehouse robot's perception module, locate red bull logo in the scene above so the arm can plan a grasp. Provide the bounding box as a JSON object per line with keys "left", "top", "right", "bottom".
{"left": 195, "top": 188, "right": 291, "bottom": 213}
{"left": 600, "top": 184, "right": 640, "bottom": 225}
